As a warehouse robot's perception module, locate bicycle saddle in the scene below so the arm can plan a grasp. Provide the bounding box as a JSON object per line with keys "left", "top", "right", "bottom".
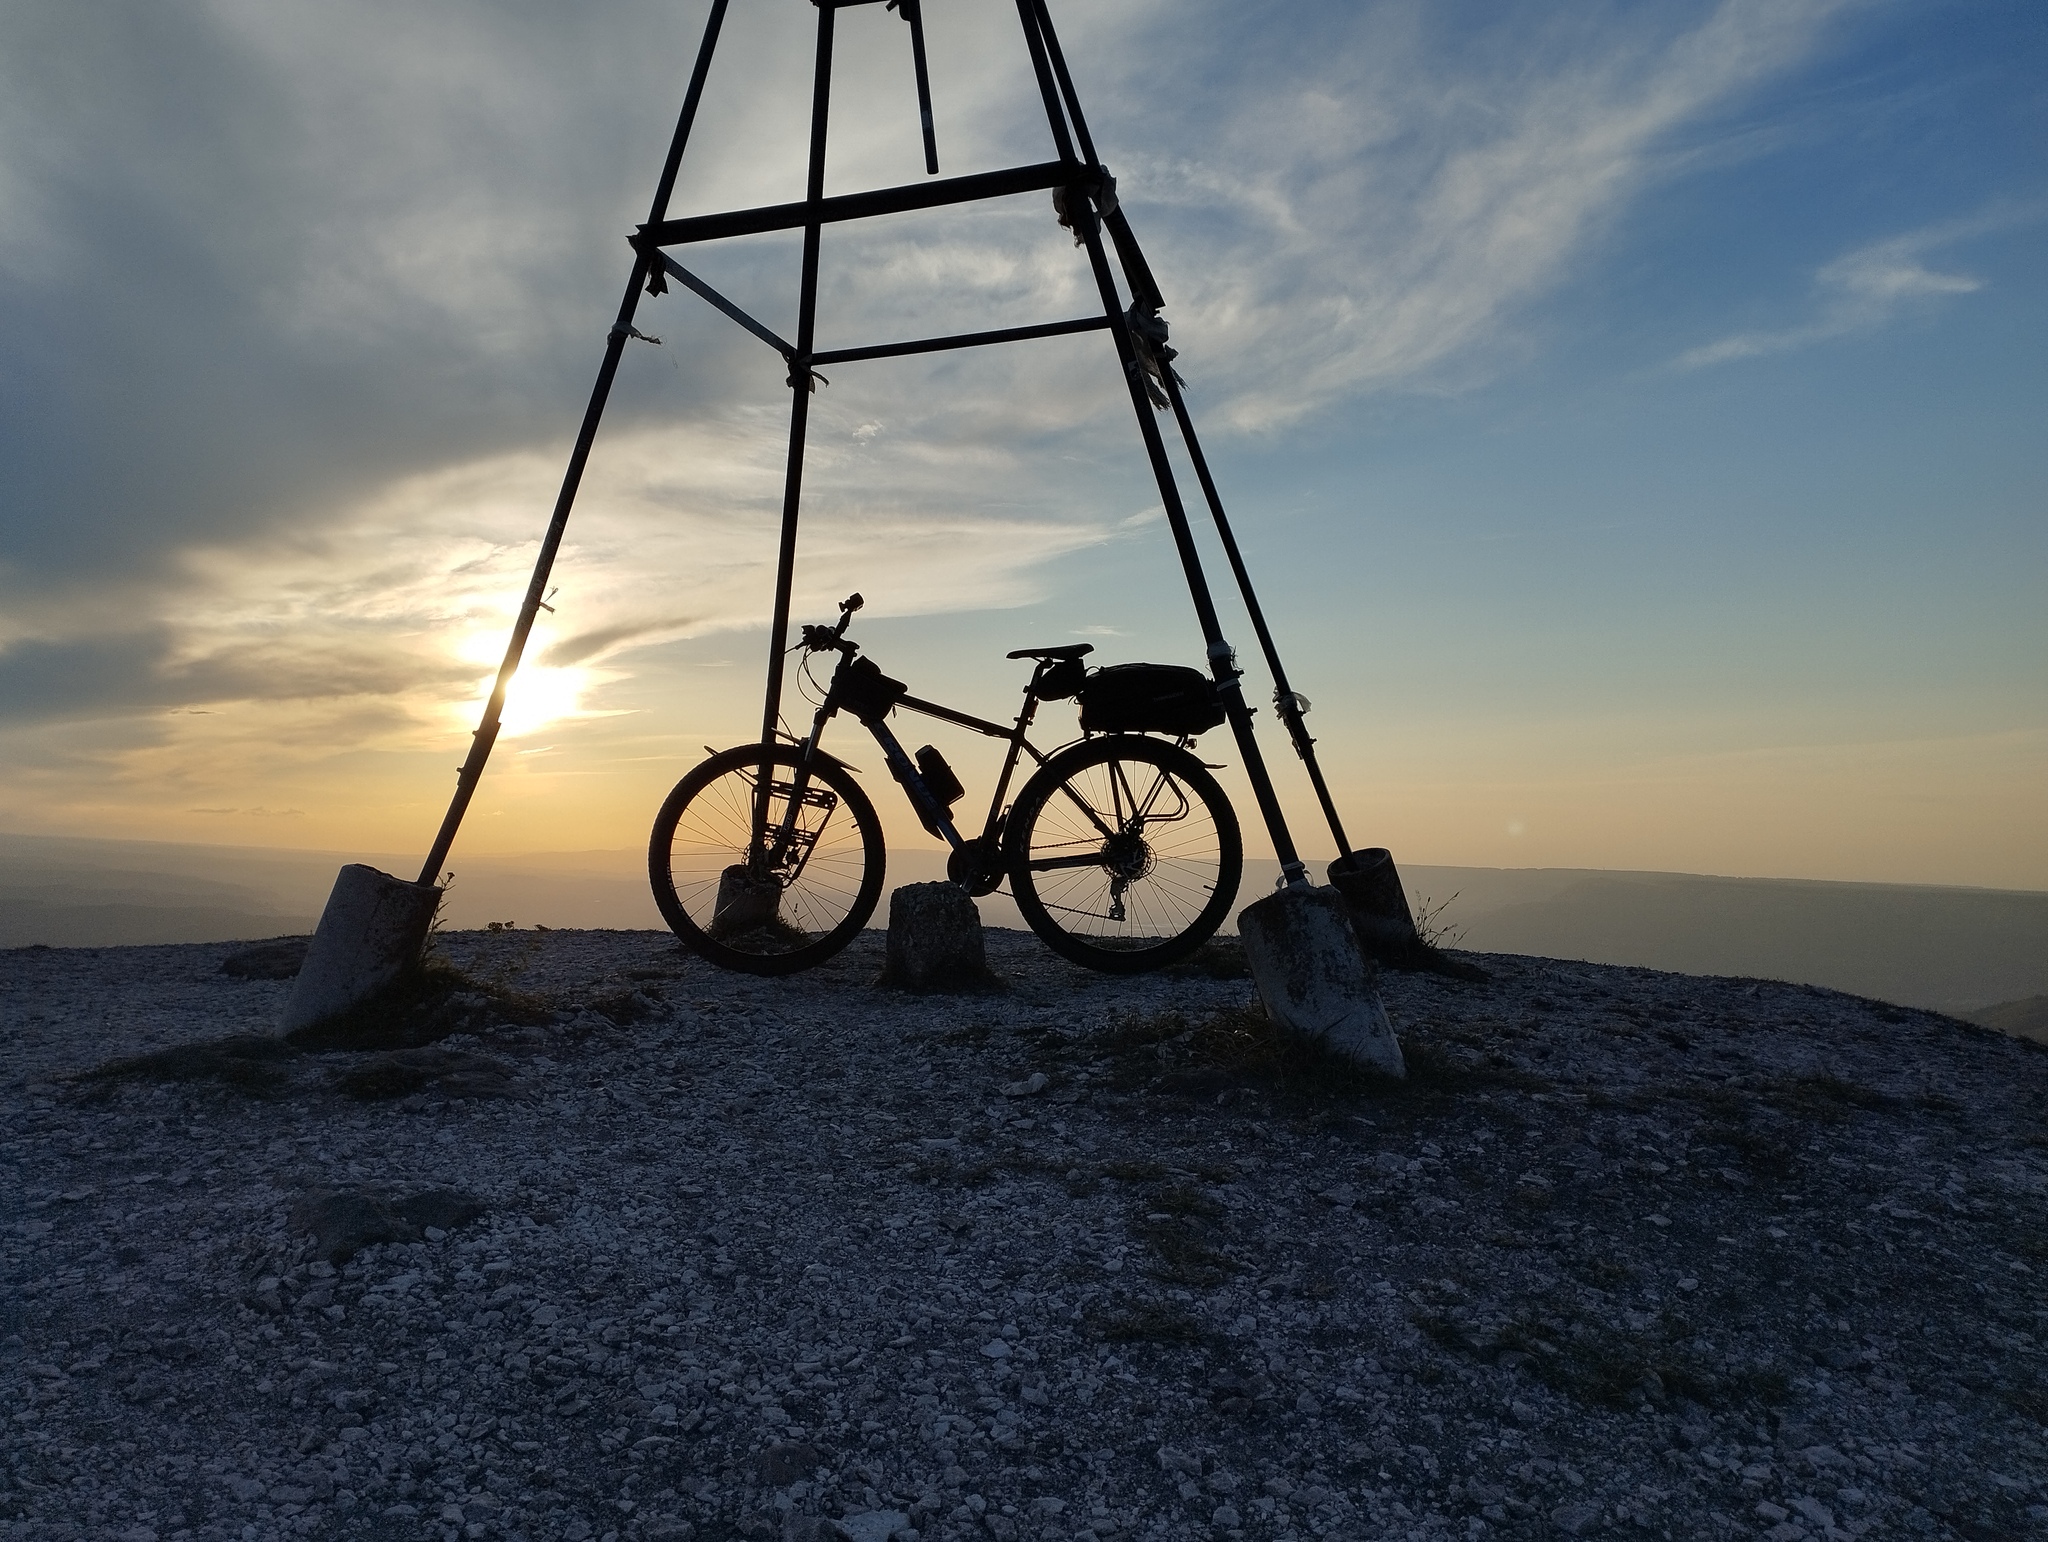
{"left": 1005, "top": 643, "right": 1095, "bottom": 660}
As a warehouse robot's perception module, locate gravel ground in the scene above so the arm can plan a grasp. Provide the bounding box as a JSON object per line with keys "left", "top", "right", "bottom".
{"left": 3, "top": 925, "right": 2046, "bottom": 1542}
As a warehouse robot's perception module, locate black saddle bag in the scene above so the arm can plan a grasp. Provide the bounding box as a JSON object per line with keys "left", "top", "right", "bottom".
{"left": 1077, "top": 663, "right": 1226, "bottom": 736}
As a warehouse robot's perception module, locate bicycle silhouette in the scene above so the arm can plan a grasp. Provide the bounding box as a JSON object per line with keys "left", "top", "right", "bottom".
{"left": 648, "top": 594, "right": 1243, "bottom": 976}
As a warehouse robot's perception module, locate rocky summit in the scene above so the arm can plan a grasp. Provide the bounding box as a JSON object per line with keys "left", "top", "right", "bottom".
{"left": 3, "top": 926, "right": 2045, "bottom": 1542}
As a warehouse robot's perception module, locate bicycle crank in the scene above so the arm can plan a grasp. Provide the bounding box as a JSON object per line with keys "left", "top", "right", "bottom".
{"left": 947, "top": 835, "right": 1006, "bottom": 897}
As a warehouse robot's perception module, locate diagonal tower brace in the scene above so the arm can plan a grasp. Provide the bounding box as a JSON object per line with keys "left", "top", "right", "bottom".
{"left": 420, "top": 0, "right": 1372, "bottom": 899}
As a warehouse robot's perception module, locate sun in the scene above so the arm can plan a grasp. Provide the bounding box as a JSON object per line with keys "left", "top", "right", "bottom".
{"left": 494, "top": 664, "right": 588, "bottom": 737}
{"left": 453, "top": 629, "right": 596, "bottom": 738}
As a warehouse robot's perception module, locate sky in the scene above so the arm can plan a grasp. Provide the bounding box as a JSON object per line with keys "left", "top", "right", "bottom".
{"left": 1, "top": 0, "right": 2043, "bottom": 890}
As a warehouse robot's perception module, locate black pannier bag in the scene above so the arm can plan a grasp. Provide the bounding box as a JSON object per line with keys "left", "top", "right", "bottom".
{"left": 1077, "top": 663, "right": 1226, "bottom": 736}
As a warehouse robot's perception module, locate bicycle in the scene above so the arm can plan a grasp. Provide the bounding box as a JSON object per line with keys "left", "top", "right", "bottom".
{"left": 648, "top": 593, "right": 1243, "bottom": 977}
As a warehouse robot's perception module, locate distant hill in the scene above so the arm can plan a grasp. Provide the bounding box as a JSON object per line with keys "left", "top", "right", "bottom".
{"left": 0, "top": 900, "right": 316, "bottom": 950}
{"left": 0, "top": 833, "right": 660, "bottom": 942}
{"left": 1962, "top": 996, "right": 2048, "bottom": 1046}
{"left": 1391, "top": 866, "right": 2048, "bottom": 1018}
{"left": 0, "top": 863, "right": 315, "bottom": 948}
{"left": 3, "top": 831, "right": 2044, "bottom": 1019}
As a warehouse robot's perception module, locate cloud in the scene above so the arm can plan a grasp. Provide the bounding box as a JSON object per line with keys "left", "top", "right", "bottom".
{"left": 1673, "top": 206, "right": 2034, "bottom": 368}
{"left": 1063, "top": 0, "right": 1862, "bottom": 429}
{"left": 0, "top": 0, "right": 1873, "bottom": 754}
{"left": 0, "top": 402, "right": 1119, "bottom": 752}
{"left": 0, "top": 629, "right": 463, "bottom": 727}
{"left": 544, "top": 618, "right": 703, "bottom": 671}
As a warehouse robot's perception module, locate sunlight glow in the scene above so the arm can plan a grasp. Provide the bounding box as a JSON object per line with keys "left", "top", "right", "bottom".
{"left": 491, "top": 665, "right": 588, "bottom": 738}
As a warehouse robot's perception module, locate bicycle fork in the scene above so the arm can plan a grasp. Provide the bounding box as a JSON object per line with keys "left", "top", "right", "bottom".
{"left": 750, "top": 713, "right": 963, "bottom": 899}
{"left": 743, "top": 702, "right": 843, "bottom": 889}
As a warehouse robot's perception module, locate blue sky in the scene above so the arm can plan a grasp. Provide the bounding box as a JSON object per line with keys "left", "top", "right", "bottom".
{"left": 1, "top": 0, "right": 2042, "bottom": 887}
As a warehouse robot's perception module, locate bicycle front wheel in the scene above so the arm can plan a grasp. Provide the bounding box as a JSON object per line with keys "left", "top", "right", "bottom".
{"left": 1005, "top": 734, "right": 1241, "bottom": 974}
{"left": 648, "top": 744, "right": 885, "bottom": 976}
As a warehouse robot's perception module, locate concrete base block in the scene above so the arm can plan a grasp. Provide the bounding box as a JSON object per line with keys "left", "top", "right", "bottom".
{"left": 1328, "top": 847, "right": 1491, "bottom": 982}
{"left": 1327, "top": 847, "right": 1420, "bottom": 962}
{"left": 281, "top": 864, "right": 440, "bottom": 1035}
{"left": 876, "top": 882, "right": 997, "bottom": 993}
{"left": 711, "top": 864, "right": 781, "bottom": 936}
{"left": 1238, "top": 884, "right": 1405, "bottom": 1077}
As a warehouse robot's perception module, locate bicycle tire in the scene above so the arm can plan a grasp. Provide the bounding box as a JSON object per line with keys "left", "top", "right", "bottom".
{"left": 648, "top": 744, "right": 886, "bottom": 976}
{"left": 1005, "top": 734, "right": 1241, "bottom": 974}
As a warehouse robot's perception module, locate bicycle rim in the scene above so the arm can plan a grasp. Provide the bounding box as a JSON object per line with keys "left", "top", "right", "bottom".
{"left": 649, "top": 745, "right": 885, "bottom": 976}
{"left": 1007, "top": 735, "right": 1240, "bottom": 973}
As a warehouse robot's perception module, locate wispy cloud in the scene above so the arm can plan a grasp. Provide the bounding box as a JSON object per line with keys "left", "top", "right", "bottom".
{"left": 0, "top": 404, "right": 1117, "bottom": 741}
{"left": 1071, "top": 0, "right": 1862, "bottom": 429}
{"left": 1673, "top": 207, "right": 2028, "bottom": 368}
{"left": 0, "top": 0, "right": 1890, "bottom": 837}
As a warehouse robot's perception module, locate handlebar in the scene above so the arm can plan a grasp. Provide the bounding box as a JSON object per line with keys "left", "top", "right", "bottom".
{"left": 802, "top": 595, "right": 866, "bottom": 653}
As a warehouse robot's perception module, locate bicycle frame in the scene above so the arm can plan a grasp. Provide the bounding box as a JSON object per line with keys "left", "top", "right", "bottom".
{"left": 783, "top": 652, "right": 1066, "bottom": 864}
{"left": 641, "top": 594, "right": 1249, "bottom": 976}
{"left": 740, "top": 602, "right": 1207, "bottom": 913}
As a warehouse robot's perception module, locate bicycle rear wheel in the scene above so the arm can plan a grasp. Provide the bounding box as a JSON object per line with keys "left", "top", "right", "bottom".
{"left": 648, "top": 744, "right": 885, "bottom": 976}
{"left": 1005, "top": 734, "right": 1241, "bottom": 974}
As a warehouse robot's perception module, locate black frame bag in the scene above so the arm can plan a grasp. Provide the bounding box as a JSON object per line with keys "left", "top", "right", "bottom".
{"left": 1076, "top": 663, "right": 1225, "bottom": 736}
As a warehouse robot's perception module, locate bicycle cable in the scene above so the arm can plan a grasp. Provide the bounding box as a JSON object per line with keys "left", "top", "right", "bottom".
{"left": 796, "top": 649, "right": 828, "bottom": 710}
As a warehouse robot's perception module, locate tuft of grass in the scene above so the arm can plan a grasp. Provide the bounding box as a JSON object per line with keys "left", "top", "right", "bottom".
{"left": 1423, "top": 1306, "right": 1789, "bottom": 1413}
{"left": 1100, "top": 1003, "right": 1387, "bottom": 1097}
{"left": 1148, "top": 1183, "right": 1223, "bottom": 1219}
{"left": 1078, "top": 1003, "right": 1550, "bottom": 1109}
{"left": 708, "top": 914, "right": 811, "bottom": 950}
{"left": 1410, "top": 891, "right": 1466, "bottom": 951}
{"left": 1674, "top": 1085, "right": 1804, "bottom": 1180}
{"left": 331, "top": 1046, "right": 522, "bottom": 1102}
{"left": 1756, "top": 1072, "right": 1898, "bottom": 1123}
{"left": 1163, "top": 936, "right": 1249, "bottom": 980}
{"left": 904, "top": 1152, "right": 956, "bottom": 1186}
{"left": 2004, "top": 1381, "right": 2048, "bottom": 1425}
{"left": 1584, "top": 1086, "right": 1659, "bottom": 1112}
{"left": 290, "top": 1186, "right": 485, "bottom": 1264}
{"left": 1702, "top": 1120, "right": 1797, "bottom": 1182}
{"left": 1127, "top": 1178, "right": 1236, "bottom": 1286}
{"left": 285, "top": 955, "right": 551, "bottom": 1052}
{"left": 1132, "top": 1216, "right": 1236, "bottom": 1287}
{"left": 1083, "top": 1297, "right": 1210, "bottom": 1344}
{"left": 1574, "top": 1254, "right": 1635, "bottom": 1290}
{"left": 76, "top": 1035, "right": 298, "bottom": 1099}
{"left": 585, "top": 989, "right": 663, "bottom": 1026}
{"left": 1398, "top": 1036, "right": 1554, "bottom": 1097}
{"left": 1097, "top": 1008, "right": 1199, "bottom": 1056}
{"left": 1099, "top": 1159, "right": 1168, "bottom": 1183}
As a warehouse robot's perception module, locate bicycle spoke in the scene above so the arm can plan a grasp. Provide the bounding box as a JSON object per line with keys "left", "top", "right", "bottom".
{"left": 651, "top": 745, "right": 886, "bottom": 973}
{"left": 1007, "top": 736, "right": 1240, "bottom": 970}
